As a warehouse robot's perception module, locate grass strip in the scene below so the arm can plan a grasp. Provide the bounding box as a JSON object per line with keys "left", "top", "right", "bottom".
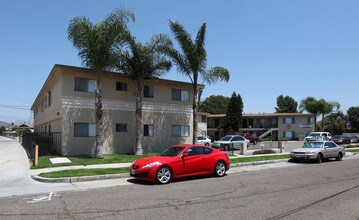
{"left": 31, "top": 154, "right": 154, "bottom": 169}
{"left": 39, "top": 167, "right": 129, "bottom": 178}
{"left": 230, "top": 154, "right": 290, "bottom": 164}
{"left": 346, "top": 149, "right": 359, "bottom": 153}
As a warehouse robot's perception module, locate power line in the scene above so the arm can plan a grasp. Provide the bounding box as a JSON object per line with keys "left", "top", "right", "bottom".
{"left": 0, "top": 104, "right": 30, "bottom": 110}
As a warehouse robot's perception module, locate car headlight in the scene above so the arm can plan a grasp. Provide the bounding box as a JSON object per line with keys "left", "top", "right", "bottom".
{"left": 142, "top": 162, "right": 161, "bottom": 169}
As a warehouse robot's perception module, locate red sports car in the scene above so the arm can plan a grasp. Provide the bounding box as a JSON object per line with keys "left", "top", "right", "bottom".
{"left": 130, "top": 144, "right": 230, "bottom": 184}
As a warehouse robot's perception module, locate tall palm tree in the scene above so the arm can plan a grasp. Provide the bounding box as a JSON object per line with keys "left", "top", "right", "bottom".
{"left": 300, "top": 97, "right": 320, "bottom": 131}
{"left": 161, "top": 20, "right": 230, "bottom": 144}
{"left": 115, "top": 34, "right": 172, "bottom": 155}
{"left": 300, "top": 97, "right": 335, "bottom": 132}
{"left": 68, "top": 8, "right": 135, "bottom": 158}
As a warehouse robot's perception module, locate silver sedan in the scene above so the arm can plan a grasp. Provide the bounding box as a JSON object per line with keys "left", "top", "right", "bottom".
{"left": 290, "top": 141, "right": 345, "bottom": 163}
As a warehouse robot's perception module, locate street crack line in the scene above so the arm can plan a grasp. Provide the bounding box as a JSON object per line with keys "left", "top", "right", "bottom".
{"left": 266, "top": 184, "right": 359, "bottom": 220}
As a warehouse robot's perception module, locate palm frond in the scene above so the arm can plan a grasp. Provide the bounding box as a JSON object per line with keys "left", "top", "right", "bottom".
{"left": 202, "top": 67, "right": 230, "bottom": 85}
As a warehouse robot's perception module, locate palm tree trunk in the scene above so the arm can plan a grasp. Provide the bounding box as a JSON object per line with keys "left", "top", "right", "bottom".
{"left": 95, "top": 72, "right": 103, "bottom": 158}
{"left": 192, "top": 85, "right": 199, "bottom": 144}
{"left": 135, "top": 80, "right": 143, "bottom": 155}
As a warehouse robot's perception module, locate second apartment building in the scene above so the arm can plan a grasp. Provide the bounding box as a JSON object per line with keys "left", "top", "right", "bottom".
{"left": 32, "top": 64, "right": 197, "bottom": 156}
{"left": 207, "top": 113, "right": 315, "bottom": 141}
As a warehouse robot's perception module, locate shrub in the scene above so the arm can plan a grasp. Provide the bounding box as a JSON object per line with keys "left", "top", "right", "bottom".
{"left": 260, "top": 137, "right": 274, "bottom": 142}
{"left": 345, "top": 144, "right": 359, "bottom": 149}
{"left": 253, "top": 149, "right": 277, "bottom": 155}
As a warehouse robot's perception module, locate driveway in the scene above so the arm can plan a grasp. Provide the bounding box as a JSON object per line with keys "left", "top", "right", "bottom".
{"left": 0, "top": 136, "right": 77, "bottom": 198}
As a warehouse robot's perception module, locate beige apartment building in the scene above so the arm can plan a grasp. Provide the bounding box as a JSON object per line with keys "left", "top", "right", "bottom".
{"left": 207, "top": 113, "right": 315, "bottom": 141}
{"left": 31, "top": 64, "right": 197, "bottom": 156}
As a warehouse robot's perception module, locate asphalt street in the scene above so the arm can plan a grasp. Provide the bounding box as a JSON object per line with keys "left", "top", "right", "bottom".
{"left": 1, "top": 154, "right": 359, "bottom": 219}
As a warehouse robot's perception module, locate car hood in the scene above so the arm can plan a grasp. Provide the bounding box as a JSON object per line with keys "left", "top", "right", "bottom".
{"left": 132, "top": 156, "right": 176, "bottom": 167}
{"left": 292, "top": 147, "right": 321, "bottom": 153}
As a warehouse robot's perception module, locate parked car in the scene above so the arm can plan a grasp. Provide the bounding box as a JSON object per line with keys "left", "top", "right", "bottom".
{"left": 211, "top": 135, "right": 250, "bottom": 151}
{"left": 196, "top": 136, "right": 212, "bottom": 146}
{"left": 290, "top": 141, "right": 345, "bottom": 163}
{"left": 129, "top": 144, "right": 230, "bottom": 184}
{"left": 350, "top": 135, "right": 359, "bottom": 143}
{"left": 242, "top": 133, "right": 259, "bottom": 145}
{"left": 304, "top": 132, "right": 332, "bottom": 142}
{"left": 331, "top": 135, "right": 351, "bottom": 145}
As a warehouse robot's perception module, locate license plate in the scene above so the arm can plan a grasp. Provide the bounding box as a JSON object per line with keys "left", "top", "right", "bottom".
{"left": 130, "top": 169, "right": 136, "bottom": 175}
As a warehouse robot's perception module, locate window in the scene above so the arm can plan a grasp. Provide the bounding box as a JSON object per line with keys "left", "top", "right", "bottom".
{"left": 232, "top": 136, "right": 244, "bottom": 142}
{"left": 283, "top": 117, "right": 295, "bottom": 124}
{"left": 185, "top": 147, "right": 203, "bottom": 156}
{"left": 75, "top": 78, "right": 96, "bottom": 92}
{"left": 144, "top": 124, "right": 154, "bottom": 137}
{"left": 44, "top": 91, "right": 51, "bottom": 108}
{"left": 144, "top": 85, "right": 154, "bottom": 98}
{"left": 201, "top": 115, "right": 207, "bottom": 123}
{"left": 116, "top": 123, "right": 127, "bottom": 132}
{"left": 172, "top": 89, "right": 189, "bottom": 101}
{"left": 325, "top": 142, "right": 336, "bottom": 148}
{"left": 116, "top": 82, "right": 128, "bottom": 91}
{"left": 271, "top": 118, "right": 277, "bottom": 125}
{"left": 307, "top": 117, "right": 314, "bottom": 124}
{"left": 74, "top": 123, "right": 96, "bottom": 137}
{"left": 172, "top": 125, "right": 190, "bottom": 137}
{"left": 203, "top": 148, "right": 213, "bottom": 154}
{"left": 283, "top": 131, "right": 295, "bottom": 140}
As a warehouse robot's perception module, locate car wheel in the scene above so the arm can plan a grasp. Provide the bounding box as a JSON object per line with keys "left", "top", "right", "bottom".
{"left": 205, "top": 143, "right": 209, "bottom": 146}
{"left": 214, "top": 161, "right": 226, "bottom": 177}
{"left": 253, "top": 140, "right": 258, "bottom": 145}
{"left": 336, "top": 152, "right": 343, "bottom": 161}
{"left": 316, "top": 153, "right": 323, "bottom": 163}
{"left": 225, "top": 145, "right": 230, "bottom": 151}
{"left": 156, "top": 166, "right": 172, "bottom": 184}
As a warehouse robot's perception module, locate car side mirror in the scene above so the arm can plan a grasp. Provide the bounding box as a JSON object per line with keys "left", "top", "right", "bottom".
{"left": 181, "top": 153, "right": 189, "bottom": 158}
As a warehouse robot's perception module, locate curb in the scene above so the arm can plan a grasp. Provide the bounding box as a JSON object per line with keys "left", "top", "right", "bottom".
{"left": 32, "top": 173, "right": 130, "bottom": 183}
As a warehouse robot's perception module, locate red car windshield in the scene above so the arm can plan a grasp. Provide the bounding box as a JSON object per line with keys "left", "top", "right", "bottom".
{"left": 159, "top": 147, "right": 185, "bottom": 157}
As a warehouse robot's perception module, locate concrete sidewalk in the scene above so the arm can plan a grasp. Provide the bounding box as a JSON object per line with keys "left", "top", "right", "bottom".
{"left": 0, "top": 136, "right": 78, "bottom": 198}
{"left": 0, "top": 136, "right": 30, "bottom": 185}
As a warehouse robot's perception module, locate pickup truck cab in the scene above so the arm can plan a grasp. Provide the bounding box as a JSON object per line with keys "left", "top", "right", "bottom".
{"left": 243, "top": 133, "right": 259, "bottom": 145}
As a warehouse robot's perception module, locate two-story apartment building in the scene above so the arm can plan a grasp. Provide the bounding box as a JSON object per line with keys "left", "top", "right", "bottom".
{"left": 207, "top": 113, "right": 315, "bottom": 141}
{"left": 31, "top": 64, "right": 197, "bottom": 156}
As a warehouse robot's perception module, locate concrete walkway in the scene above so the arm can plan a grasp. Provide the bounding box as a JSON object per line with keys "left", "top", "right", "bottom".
{"left": 0, "top": 136, "right": 77, "bottom": 198}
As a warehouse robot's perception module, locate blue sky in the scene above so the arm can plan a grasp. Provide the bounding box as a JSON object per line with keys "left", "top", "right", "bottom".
{"left": 1, "top": 0, "right": 358, "bottom": 124}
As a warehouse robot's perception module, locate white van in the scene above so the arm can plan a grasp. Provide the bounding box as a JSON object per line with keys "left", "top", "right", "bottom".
{"left": 304, "top": 132, "right": 332, "bottom": 142}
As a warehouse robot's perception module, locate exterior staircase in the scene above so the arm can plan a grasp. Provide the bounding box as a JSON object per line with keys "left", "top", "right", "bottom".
{"left": 259, "top": 128, "right": 279, "bottom": 139}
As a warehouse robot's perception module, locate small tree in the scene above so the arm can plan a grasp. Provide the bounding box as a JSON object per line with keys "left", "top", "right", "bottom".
{"left": 0, "top": 126, "right": 5, "bottom": 135}
{"left": 199, "top": 95, "right": 230, "bottom": 114}
{"left": 323, "top": 111, "right": 346, "bottom": 135}
{"left": 275, "top": 95, "right": 298, "bottom": 113}
{"left": 347, "top": 106, "right": 359, "bottom": 131}
{"left": 222, "top": 92, "right": 243, "bottom": 134}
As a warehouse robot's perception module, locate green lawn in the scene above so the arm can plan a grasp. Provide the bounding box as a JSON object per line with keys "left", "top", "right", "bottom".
{"left": 229, "top": 154, "right": 290, "bottom": 164}
{"left": 39, "top": 167, "right": 129, "bottom": 178}
{"left": 31, "top": 154, "right": 154, "bottom": 169}
{"left": 346, "top": 149, "right": 359, "bottom": 153}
